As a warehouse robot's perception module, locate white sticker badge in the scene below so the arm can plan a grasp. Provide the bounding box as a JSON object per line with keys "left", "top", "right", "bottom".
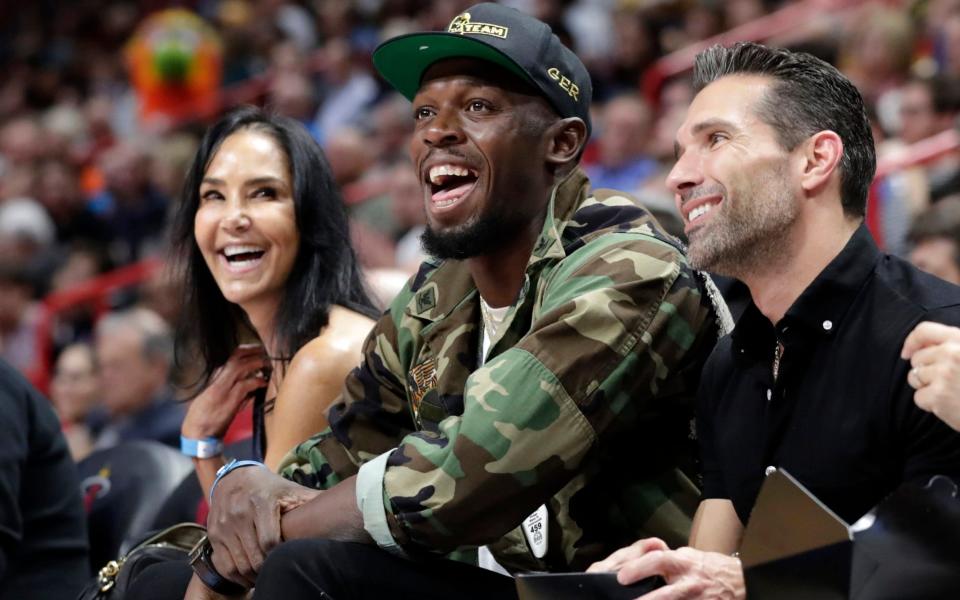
{"left": 522, "top": 504, "right": 549, "bottom": 558}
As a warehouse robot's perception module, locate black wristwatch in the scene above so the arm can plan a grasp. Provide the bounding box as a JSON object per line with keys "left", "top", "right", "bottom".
{"left": 189, "top": 535, "right": 248, "bottom": 597}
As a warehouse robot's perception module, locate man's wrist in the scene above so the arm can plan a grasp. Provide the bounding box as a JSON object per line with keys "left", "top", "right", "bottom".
{"left": 189, "top": 536, "right": 247, "bottom": 596}
{"left": 725, "top": 552, "right": 746, "bottom": 600}
{"left": 209, "top": 458, "right": 267, "bottom": 502}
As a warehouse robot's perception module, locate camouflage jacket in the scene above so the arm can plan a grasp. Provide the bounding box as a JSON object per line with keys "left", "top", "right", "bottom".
{"left": 279, "top": 169, "right": 722, "bottom": 571}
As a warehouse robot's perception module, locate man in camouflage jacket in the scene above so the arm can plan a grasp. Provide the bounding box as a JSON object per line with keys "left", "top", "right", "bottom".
{"left": 277, "top": 168, "right": 720, "bottom": 572}
{"left": 190, "top": 5, "right": 727, "bottom": 599}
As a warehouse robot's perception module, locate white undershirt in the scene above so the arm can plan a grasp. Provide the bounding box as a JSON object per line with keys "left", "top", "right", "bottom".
{"left": 480, "top": 297, "right": 510, "bottom": 361}
{"left": 477, "top": 296, "right": 512, "bottom": 576}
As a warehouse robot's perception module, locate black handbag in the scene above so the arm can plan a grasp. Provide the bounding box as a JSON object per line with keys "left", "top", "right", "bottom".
{"left": 76, "top": 522, "right": 206, "bottom": 600}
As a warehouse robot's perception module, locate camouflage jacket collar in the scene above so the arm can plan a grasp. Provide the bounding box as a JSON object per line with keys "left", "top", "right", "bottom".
{"left": 405, "top": 168, "right": 589, "bottom": 324}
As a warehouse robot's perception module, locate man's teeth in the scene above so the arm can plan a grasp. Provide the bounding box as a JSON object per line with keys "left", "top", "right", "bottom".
{"left": 223, "top": 245, "right": 263, "bottom": 258}
{"left": 428, "top": 164, "right": 476, "bottom": 185}
{"left": 689, "top": 203, "right": 717, "bottom": 222}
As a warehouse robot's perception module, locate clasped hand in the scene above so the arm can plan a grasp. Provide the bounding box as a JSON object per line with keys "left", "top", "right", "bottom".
{"left": 206, "top": 466, "right": 322, "bottom": 588}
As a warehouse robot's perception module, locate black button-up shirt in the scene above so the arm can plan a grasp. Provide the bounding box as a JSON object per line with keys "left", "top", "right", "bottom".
{"left": 699, "top": 225, "right": 960, "bottom": 525}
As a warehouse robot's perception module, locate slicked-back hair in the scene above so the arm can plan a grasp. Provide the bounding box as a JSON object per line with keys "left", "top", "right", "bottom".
{"left": 693, "top": 42, "right": 876, "bottom": 217}
{"left": 171, "top": 106, "right": 378, "bottom": 391}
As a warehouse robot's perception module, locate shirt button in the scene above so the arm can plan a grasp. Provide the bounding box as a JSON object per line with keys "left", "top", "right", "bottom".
{"left": 766, "top": 389, "right": 772, "bottom": 401}
{"left": 765, "top": 466, "right": 777, "bottom": 476}
{"left": 822, "top": 320, "right": 833, "bottom": 331}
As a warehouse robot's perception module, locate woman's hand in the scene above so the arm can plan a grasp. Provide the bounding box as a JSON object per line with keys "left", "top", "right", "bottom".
{"left": 182, "top": 344, "right": 270, "bottom": 440}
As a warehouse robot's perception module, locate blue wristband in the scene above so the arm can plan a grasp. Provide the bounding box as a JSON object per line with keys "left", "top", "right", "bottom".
{"left": 209, "top": 458, "right": 266, "bottom": 502}
{"left": 180, "top": 435, "right": 224, "bottom": 459}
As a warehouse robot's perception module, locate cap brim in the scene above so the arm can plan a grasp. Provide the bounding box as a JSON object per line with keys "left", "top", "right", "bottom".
{"left": 372, "top": 32, "right": 534, "bottom": 101}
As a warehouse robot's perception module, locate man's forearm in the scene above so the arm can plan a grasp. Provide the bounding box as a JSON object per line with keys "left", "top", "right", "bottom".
{"left": 280, "top": 475, "right": 372, "bottom": 544}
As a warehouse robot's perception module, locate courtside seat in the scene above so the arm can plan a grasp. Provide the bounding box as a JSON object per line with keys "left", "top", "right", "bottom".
{"left": 77, "top": 441, "right": 194, "bottom": 573}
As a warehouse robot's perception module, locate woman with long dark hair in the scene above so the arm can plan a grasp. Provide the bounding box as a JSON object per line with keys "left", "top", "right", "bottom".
{"left": 172, "top": 106, "right": 377, "bottom": 496}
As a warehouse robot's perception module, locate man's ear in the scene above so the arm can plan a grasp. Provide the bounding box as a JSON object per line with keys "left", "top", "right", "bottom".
{"left": 546, "top": 117, "right": 588, "bottom": 171}
{"left": 799, "top": 130, "right": 843, "bottom": 194}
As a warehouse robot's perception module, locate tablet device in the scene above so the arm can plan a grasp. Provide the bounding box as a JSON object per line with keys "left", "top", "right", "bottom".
{"left": 515, "top": 572, "right": 661, "bottom": 600}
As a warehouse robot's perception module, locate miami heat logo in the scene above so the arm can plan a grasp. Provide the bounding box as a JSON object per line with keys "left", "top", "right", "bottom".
{"left": 81, "top": 466, "right": 112, "bottom": 512}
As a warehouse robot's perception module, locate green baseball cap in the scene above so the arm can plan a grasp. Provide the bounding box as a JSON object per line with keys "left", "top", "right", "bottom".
{"left": 372, "top": 2, "right": 593, "bottom": 136}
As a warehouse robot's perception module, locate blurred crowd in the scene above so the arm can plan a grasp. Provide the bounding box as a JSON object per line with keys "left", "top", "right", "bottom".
{"left": 6, "top": 0, "right": 960, "bottom": 462}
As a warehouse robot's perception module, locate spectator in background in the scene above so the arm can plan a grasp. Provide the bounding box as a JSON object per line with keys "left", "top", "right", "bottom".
{"left": 869, "top": 74, "right": 960, "bottom": 257}
{"left": 681, "top": 1, "right": 724, "bottom": 48}
{"left": 36, "top": 159, "right": 106, "bottom": 244}
{"left": 898, "top": 76, "right": 960, "bottom": 145}
{"left": 50, "top": 342, "right": 100, "bottom": 461}
{"left": 0, "top": 198, "right": 55, "bottom": 378}
{"left": 148, "top": 133, "right": 200, "bottom": 207}
{"left": 41, "top": 103, "right": 91, "bottom": 166}
{"left": 0, "top": 266, "right": 40, "bottom": 377}
{"left": 839, "top": 4, "right": 914, "bottom": 108}
{"left": 261, "top": 0, "right": 317, "bottom": 53}
{"left": 325, "top": 126, "right": 374, "bottom": 189}
{"left": 899, "top": 76, "right": 960, "bottom": 200}
{"left": 0, "top": 197, "right": 56, "bottom": 265}
{"left": 647, "top": 77, "right": 695, "bottom": 172}
{"left": 389, "top": 163, "right": 427, "bottom": 273}
{"left": 909, "top": 196, "right": 960, "bottom": 285}
{"left": 92, "top": 307, "right": 184, "bottom": 449}
{"left": 88, "top": 141, "right": 169, "bottom": 265}
{"left": 212, "top": 0, "right": 265, "bottom": 85}
{"left": 934, "top": 11, "right": 960, "bottom": 80}
{"left": 47, "top": 243, "right": 110, "bottom": 357}
{"left": 587, "top": 93, "right": 658, "bottom": 194}
{"left": 326, "top": 126, "right": 402, "bottom": 270}
{"left": 137, "top": 266, "right": 184, "bottom": 334}
{"left": 313, "top": 37, "right": 378, "bottom": 143}
{"left": 0, "top": 116, "right": 46, "bottom": 168}
{"left": 598, "top": 7, "right": 660, "bottom": 98}
{"left": 0, "top": 359, "right": 89, "bottom": 600}
{"left": 369, "top": 93, "right": 414, "bottom": 168}
{"left": 267, "top": 71, "right": 321, "bottom": 141}
{"left": 723, "top": 0, "right": 767, "bottom": 29}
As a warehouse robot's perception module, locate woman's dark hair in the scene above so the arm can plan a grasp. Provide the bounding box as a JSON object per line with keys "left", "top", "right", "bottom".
{"left": 172, "top": 106, "right": 377, "bottom": 388}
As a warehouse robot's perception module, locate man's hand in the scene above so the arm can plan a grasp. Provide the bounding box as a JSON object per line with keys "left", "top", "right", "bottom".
{"left": 207, "top": 466, "right": 321, "bottom": 587}
{"left": 588, "top": 538, "right": 670, "bottom": 575}
{"left": 589, "top": 538, "right": 745, "bottom": 600}
{"left": 902, "top": 321, "right": 960, "bottom": 431}
{"left": 183, "top": 573, "right": 247, "bottom": 600}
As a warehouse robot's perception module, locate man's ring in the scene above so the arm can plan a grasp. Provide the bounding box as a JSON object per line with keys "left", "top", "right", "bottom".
{"left": 911, "top": 367, "right": 927, "bottom": 388}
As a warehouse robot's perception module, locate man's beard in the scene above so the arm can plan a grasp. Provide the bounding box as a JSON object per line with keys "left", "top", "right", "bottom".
{"left": 421, "top": 210, "right": 525, "bottom": 260}
{"left": 686, "top": 163, "right": 799, "bottom": 277}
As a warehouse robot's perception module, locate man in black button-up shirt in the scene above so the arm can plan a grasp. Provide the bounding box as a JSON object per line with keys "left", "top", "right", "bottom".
{"left": 589, "top": 42, "right": 960, "bottom": 599}
{"left": 700, "top": 223, "right": 960, "bottom": 529}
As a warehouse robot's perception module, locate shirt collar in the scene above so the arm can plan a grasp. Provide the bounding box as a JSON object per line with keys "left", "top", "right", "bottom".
{"left": 732, "top": 223, "right": 880, "bottom": 354}
{"left": 783, "top": 223, "right": 879, "bottom": 336}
